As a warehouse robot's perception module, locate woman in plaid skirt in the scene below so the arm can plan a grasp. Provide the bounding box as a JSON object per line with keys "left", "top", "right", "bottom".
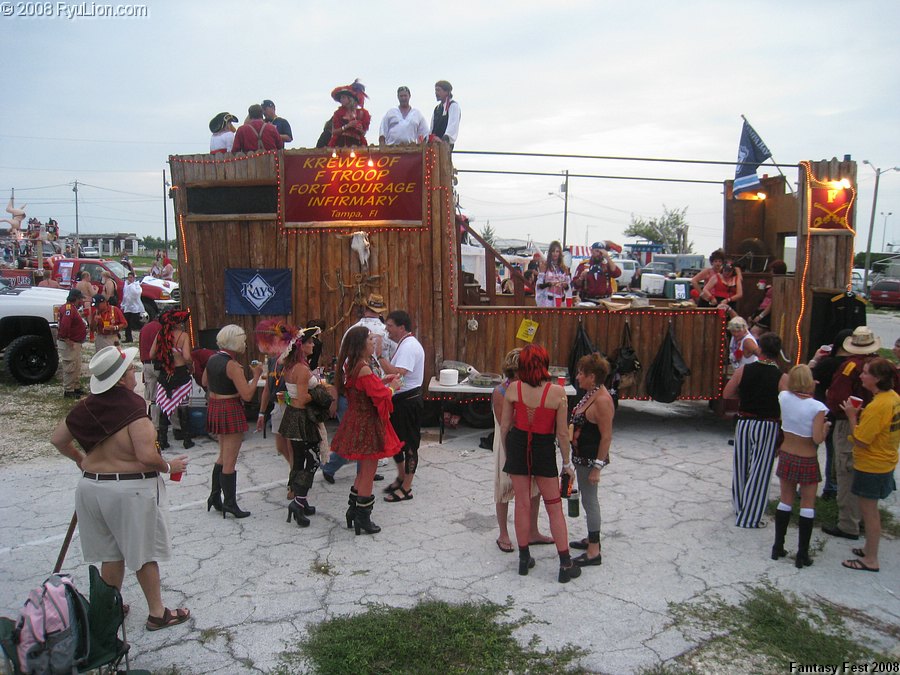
{"left": 772, "top": 365, "right": 830, "bottom": 568}
{"left": 202, "top": 325, "right": 263, "bottom": 519}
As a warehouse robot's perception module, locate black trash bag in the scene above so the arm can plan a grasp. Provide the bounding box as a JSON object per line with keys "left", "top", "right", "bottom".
{"left": 645, "top": 325, "right": 691, "bottom": 403}
{"left": 567, "top": 322, "right": 619, "bottom": 407}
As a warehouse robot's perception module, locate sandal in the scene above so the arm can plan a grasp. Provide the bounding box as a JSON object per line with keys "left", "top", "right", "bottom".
{"left": 383, "top": 487, "right": 413, "bottom": 502}
{"left": 851, "top": 547, "right": 866, "bottom": 558}
{"left": 382, "top": 479, "right": 402, "bottom": 495}
{"left": 146, "top": 607, "right": 191, "bottom": 631}
{"left": 496, "top": 538, "right": 514, "bottom": 553}
{"left": 841, "top": 558, "right": 879, "bottom": 573}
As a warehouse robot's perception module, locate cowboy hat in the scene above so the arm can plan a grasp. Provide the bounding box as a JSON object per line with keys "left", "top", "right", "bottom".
{"left": 89, "top": 346, "right": 139, "bottom": 394}
{"left": 363, "top": 293, "right": 387, "bottom": 315}
{"left": 843, "top": 326, "right": 881, "bottom": 355}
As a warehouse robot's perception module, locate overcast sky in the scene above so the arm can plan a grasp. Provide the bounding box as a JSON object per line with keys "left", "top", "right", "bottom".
{"left": 2, "top": 0, "right": 898, "bottom": 257}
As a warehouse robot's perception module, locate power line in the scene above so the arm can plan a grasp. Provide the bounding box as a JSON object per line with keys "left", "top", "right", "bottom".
{"left": 75, "top": 182, "right": 157, "bottom": 198}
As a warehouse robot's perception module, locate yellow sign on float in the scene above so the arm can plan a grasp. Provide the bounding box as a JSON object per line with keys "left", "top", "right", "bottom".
{"left": 516, "top": 319, "right": 539, "bottom": 343}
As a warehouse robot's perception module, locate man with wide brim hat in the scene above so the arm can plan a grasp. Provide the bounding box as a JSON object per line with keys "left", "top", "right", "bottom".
{"left": 58, "top": 288, "right": 88, "bottom": 398}
{"left": 51, "top": 346, "right": 191, "bottom": 632}
{"left": 824, "top": 325, "right": 884, "bottom": 540}
{"left": 362, "top": 292, "right": 387, "bottom": 315}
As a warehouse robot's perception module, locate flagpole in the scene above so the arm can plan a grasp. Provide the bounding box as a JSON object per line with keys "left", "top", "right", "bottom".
{"left": 741, "top": 114, "right": 794, "bottom": 194}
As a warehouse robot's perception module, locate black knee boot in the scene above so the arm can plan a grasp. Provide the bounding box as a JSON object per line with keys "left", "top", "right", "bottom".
{"left": 518, "top": 546, "right": 535, "bottom": 576}
{"left": 796, "top": 515, "right": 814, "bottom": 568}
{"left": 286, "top": 499, "right": 311, "bottom": 527}
{"left": 220, "top": 472, "right": 250, "bottom": 519}
{"left": 292, "top": 470, "right": 316, "bottom": 515}
{"left": 157, "top": 413, "right": 170, "bottom": 450}
{"left": 558, "top": 551, "right": 582, "bottom": 583}
{"left": 207, "top": 464, "right": 223, "bottom": 512}
{"left": 346, "top": 487, "right": 358, "bottom": 529}
{"left": 179, "top": 408, "right": 194, "bottom": 449}
{"left": 772, "top": 509, "right": 791, "bottom": 559}
{"left": 353, "top": 495, "right": 381, "bottom": 535}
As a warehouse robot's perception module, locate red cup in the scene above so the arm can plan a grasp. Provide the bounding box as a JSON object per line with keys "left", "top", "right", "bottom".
{"left": 169, "top": 471, "right": 183, "bottom": 482}
{"left": 848, "top": 396, "right": 863, "bottom": 409}
{"left": 555, "top": 297, "right": 562, "bottom": 307}
{"left": 565, "top": 297, "right": 573, "bottom": 307}
{"left": 557, "top": 376, "right": 566, "bottom": 386}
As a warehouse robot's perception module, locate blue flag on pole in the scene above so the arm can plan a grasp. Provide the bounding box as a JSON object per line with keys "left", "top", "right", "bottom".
{"left": 224, "top": 268, "right": 292, "bottom": 315}
{"left": 733, "top": 120, "right": 772, "bottom": 195}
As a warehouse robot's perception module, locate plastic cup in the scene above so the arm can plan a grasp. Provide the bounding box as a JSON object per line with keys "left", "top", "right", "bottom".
{"left": 849, "top": 396, "right": 863, "bottom": 409}
{"left": 557, "top": 376, "right": 566, "bottom": 386}
{"left": 555, "top": 297, "right": 562, "bottom": 307}
{"left": 819, "top": 345, "right": 832, "bottom": 354}
{"left": 276, "top": 391, "right": 285, "bottom": 405}
{"left": 169, "top": 471, "right": 183, "bottom": 482}
{"left": 566, "top": 297, "right": 573, "bottom": 307}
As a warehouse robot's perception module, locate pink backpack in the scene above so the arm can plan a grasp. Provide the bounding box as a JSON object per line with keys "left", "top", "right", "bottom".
{"left": 15, "top": 574, "right": 89, "bottom": 673}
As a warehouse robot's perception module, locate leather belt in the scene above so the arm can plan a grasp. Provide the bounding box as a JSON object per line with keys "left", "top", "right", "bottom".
{"left": 82, "top": 471, "right": 159, "bottom": 481}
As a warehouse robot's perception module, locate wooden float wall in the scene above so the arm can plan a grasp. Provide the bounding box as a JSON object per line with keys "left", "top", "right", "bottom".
{"left": 169, "top": 143, "right": 727, "bottom": 400}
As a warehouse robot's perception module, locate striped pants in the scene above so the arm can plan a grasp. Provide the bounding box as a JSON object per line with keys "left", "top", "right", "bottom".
{"left": 732, "top": 418, "right": 779, "bottom": 528}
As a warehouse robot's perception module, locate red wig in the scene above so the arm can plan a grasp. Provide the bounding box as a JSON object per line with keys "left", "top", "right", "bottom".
{"left": 517, "top": 344, "right": 550, "bottom": 386}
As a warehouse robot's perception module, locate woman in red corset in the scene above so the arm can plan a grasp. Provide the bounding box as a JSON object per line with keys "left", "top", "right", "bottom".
{"left": 500, "top": 343, "right": 580, "bottom": 583}
{"left": 329, "top": 326, "right": 402, "bottom": 535}
{"left": 327, "top": 80, "right": 371, "bottom": 148}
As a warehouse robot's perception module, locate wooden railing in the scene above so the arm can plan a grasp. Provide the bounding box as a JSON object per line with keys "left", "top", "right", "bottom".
{"left": 456, "top": 218, "right": 527, "bottom": 305}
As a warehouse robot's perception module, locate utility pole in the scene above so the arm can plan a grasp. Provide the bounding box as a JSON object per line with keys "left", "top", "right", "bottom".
{"left": 862, "top": 161, "right": 900, "bottom": 292}
{"left": 162, "top": 170, "right": 169, "bottom": 253}
{"left": 562, "top": 170, "right": 569, "bottom": 249}
{"left": 881, "top": 211, "right": 893, "bottom": 252}
{"left": 72, "top": 181, "right": 80, "bottom": 256}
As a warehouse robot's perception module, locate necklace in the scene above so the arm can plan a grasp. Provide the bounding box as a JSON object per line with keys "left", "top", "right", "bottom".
{"left": 573, "top": 386, "right": 600, "bottom": 415}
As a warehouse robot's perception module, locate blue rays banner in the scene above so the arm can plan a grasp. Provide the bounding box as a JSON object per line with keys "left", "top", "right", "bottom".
{"left": 225, "top": 268, "right": 292, "bottom": 315}
{"left": 733, "top": 120, "right": 772, "bottom": 195}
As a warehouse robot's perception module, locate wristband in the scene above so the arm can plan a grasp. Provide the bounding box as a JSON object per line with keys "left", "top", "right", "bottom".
{"left": 165, "top": 462, "right": 171, "bottom": 474}
{"left": 563, "top": 462, "right": 574, "bottom": 470}
{"left": 258, "top": 413, "right": 265, "bottom": 418}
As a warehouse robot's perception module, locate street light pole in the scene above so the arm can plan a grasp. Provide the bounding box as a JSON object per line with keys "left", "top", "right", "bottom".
{"left": 562, "top": 170, "right": 569, "bottom": 249}
{"left": 72, "top": 180, "right": 80, "bottom": 256}
{"left": 862, "top": 161, "right": 900, "bottom": 292}
{"left": 881, "top": 211, "right": 893, "bottom": 252}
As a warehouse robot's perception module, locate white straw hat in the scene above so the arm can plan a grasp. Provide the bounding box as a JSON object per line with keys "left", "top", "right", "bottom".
{"left": 89, "top": 346, "right": 139, "bottom": 394}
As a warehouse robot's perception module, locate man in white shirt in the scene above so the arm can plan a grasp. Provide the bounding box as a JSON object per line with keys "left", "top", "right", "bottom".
{"left": 379, "top": 86, "right": 429, "bottom": 146}
{"left": 378, "top": 309, "right": 425, "bottom": 502}
{"left": 120, "top": 271, "right": 144, "bottom": 343}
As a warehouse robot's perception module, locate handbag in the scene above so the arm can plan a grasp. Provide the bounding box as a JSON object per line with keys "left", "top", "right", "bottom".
{"left": 616, "top": 321, "right": 642, "bottom": 386}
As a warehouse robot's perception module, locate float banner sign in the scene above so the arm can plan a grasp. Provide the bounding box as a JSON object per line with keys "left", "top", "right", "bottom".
{"left": 283, "top": 151, "right": 424, "bottom": 228}
{"left": 225, "top": 268, "right": 292, "bottom": 315}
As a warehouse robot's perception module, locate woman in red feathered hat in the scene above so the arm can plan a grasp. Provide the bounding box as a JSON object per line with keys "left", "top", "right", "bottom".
{"left": 327, "top": 79, "right": 371, "bottom": 148}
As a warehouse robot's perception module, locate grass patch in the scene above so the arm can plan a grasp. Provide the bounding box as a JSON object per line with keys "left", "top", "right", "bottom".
{"left": 310, "top": 556, "right": 336, "bottom": 577}
{"left": 271, "top": 599, "right": 586, "bottom": 675}
{"left": 767, "top": 496, "right": 900, "bottom": 537}
{"left": 665, "top": 581, "right": 893, "bottom": 672}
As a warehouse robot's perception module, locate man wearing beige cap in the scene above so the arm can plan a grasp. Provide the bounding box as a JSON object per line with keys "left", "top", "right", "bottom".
{"left": 824, "top": 326, "right": 883, "bottom": 540}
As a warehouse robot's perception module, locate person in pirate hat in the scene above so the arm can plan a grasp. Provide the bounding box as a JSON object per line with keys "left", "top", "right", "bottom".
{"left": 327, "top": 80, "right": 371, "bottom": 148}
{"left": 209, "top": 112, "right": 238, "bottom": 154}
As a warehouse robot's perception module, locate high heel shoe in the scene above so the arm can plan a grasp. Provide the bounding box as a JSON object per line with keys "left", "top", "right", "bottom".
{"left": 346, "top": 489, "right": 357, "bottom": 529}
{"left": 558, "top": 562, "right": 582, "bottom": 583}
{"left": 206, "top": 464, "right": 223, "bottom": 512}
{"left": 296, "top": 497, "right": 315, "bottom": 515}
{"left": 220, "top": 472, "right": 250, "bottom": 519}
{"left": 286, "top": 500, "right": 310, "bottom": 528}
{"left": 353, "top": 496, "right": 381, "bottom": 535}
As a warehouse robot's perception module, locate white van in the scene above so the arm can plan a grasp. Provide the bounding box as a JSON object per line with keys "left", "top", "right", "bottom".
{"left": 611, "top": 258, "right": 638, "bottom": 287}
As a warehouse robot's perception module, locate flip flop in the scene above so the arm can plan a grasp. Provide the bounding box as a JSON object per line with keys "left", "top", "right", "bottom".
{"left": 146, "top": 607, "right": 191, "bottom": 631}
{"left": 851, "top": 547, "right": 866, "bottom": 558}
{"left": 842, "top": 559, "right": 879, "bottom": 573}
{"left": 382, "top": 479, "right": 402, "bottom": 494}
{"left": 496, "top": 538, "right": 514, "bottom": 553}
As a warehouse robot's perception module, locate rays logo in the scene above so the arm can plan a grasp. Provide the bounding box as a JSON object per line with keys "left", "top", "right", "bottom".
{"left": 241, "top": 274, "right": 276, "bottom": 310}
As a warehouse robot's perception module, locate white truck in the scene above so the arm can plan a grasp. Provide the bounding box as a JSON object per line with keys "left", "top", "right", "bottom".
{"left": 0, "top": 282, "right": 69, "bottom": 384}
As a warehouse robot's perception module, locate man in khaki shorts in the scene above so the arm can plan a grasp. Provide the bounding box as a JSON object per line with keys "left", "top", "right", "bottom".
{"left": 51, "top": 346, "right": 191, "bottom": 631}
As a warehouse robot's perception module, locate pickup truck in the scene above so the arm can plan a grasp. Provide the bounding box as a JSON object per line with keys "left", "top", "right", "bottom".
{"left": 52, "top": 258, "right": 180, "bottom": 319}
{"left": 0, "top": 283, "right": 69, "bottom": 383}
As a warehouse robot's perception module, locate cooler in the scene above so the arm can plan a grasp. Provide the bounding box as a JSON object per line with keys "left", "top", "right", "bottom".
{"left": 664, "top": 278, "right": 692, "bottom": 300}
{"left": 641, "top": 273, "right": 665, "bottom": 297}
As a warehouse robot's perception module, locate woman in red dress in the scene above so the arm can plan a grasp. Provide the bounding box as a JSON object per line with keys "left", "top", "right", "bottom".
{"left": 327, "top": 81, "right": 371, "bottom": 148}
{"left": 330, "top": 326, "right": 402, "bottom": 535}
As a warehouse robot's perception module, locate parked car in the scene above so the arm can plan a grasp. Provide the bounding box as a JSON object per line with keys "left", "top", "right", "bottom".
{"left": 81, "top": 246, "right": 101, "bottom": 258}
{"left": 868, "top": 278, "right": 900, "bottom": 309}
{"left": 611, "top": 258, "right": 639, "bottom": 287}
{"left": 15, "top": 240, "right": 63, "bottom": 270}
{"left": 0, "top": 283, "right": 68, "bottom": 383}
{"left": 642, "top": 261, "right": 676, "bottom": 277}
